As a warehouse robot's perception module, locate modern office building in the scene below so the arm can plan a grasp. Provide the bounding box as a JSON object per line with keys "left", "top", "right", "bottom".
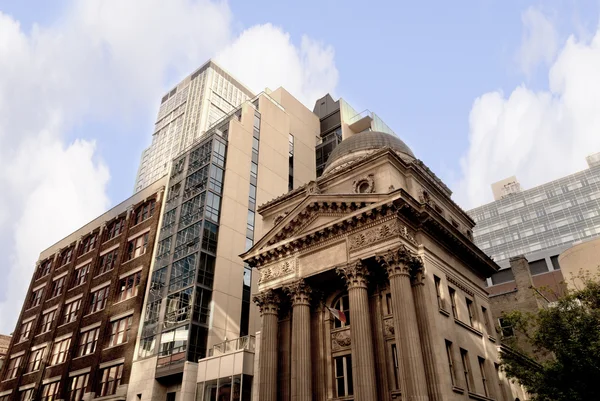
{"left": 134, "top": 60, "right": 254, "bottom": 193}
{"left": 468, "top": 156, "right": 600, "bottom": 297}
{"left": 239, "top": 131, "right": 526, "bottom": 401}
{"left": 126, "top": 87, "right": 319, "bottom": 401}
{"left": 0, "top": 179, "right": 166, "bottom": 401}
{"left": 312, "top": 93, "right": 397, "bottom": 177}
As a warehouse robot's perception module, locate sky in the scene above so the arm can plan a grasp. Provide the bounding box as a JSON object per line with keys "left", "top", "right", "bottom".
{"left": 1, "top": 0, "right": 600, "bottom": 331}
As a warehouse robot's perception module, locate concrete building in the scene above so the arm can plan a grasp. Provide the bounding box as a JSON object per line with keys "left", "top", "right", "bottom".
{"left": 126, "top": 87, "right": 319, "bottom": 401}
{"left": 0, "top": 179, "right": 166, "bottom": 401}
{"left": 468, "top": 158, "right": 600, "bottom": 299}
{"left": 237, "top": 131, "right": 526, "bottom": 401}
{"left": 558, "top": 236, "right": 600, "bottom": 290}
{"left": 312, "top": 94, "right": 396, "bottom": 177}
{"left": 135, "top": 60, "right": 254, "bottom": 193}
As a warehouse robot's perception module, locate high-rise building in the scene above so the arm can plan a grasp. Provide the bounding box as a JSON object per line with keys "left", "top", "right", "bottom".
{"left": 134, "top": 60, "right": 254, "bottom": 193}
{"left": 0, "top": 178, "right": 166, "bottom": 401}
{"left": 126, "top": 87, "right": 319, "bottom": 401}
{"left": 312, "top": 93, "right": 396, "bottom": 177}
{"left": 468, "top": 160, "right": 600, "bottom": 297}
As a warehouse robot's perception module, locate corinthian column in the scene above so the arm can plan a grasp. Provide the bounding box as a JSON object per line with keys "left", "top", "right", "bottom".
{"left": 377, "top": 246, "right": 429, "bottom": 401}
{"left": 284, "top": 280, "right": 312, "bottom": 401}
{"left": 336, "top": 261, "right": 378, "bottom": 401}
{"left": 253, "top": 290, "right": 280, "bottom": 401}
{"left": 411, "top": 261, "right": 442, "bottom": 401}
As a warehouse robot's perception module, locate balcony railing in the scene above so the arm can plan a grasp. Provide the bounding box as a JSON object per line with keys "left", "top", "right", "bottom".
{"left": 207, "top": 335, "right": 256, "bottom": 357}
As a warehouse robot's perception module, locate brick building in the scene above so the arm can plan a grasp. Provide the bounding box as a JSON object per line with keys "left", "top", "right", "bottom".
{"left": 0, "top": 178, "right": 166, "bottom": 401}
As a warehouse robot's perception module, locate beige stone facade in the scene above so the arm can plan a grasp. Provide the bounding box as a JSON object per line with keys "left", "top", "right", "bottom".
{"left": 242, "top": 132, "right": 528, "bottom": 401}
{"left": 559, "top": 236, "right": 600, "bottom": 289}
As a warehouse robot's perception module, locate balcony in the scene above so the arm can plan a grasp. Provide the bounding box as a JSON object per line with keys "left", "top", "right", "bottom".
{"left": 347, "top": 110, "right": 373, "bottom": 133}
{"left": 207, "top": 335, "right": 256, "bottom": 357}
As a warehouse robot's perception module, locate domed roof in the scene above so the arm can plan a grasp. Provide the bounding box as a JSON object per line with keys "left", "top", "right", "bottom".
{"left": 323, "top": 131, "right": 415, "bottom": 174}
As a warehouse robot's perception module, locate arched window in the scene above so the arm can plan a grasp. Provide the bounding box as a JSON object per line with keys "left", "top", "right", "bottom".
{"left": 332, "top": 294, "right": 350, "bottom": 329}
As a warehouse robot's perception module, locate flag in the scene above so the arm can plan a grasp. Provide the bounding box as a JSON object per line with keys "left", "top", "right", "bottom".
{"left": 326, "top": 306, "right": 347, "bottom": 324}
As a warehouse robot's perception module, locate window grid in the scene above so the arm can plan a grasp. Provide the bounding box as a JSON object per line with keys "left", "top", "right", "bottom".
{"left": 77, "top": 327, "right": 99, "bottom": 357}
{"left": 88, "top": 286, "right": 110, "bottom": 314}
{"left": 50, "top": 337, "right": 71, "bottom": 365}
{"left": 19, "top": 320, "right": 34, "bottom": 342}
{"left": 449, "top": 287, "right": 457, "bottom": 318}
{"left": 97, "top": 249, "right": 118, "bottom": 276}
{"left": 72, "top": 264, "right": 90, "bottom": 288}
{"left": 127, "top": 233, "right": 149, "bottom": 261}
{"left": 68, "top": 373, "right": 89, "bottom": 401}
{"left": 62, "top": 298, "right": 81, "bottom": 325}
{"left": 5, "top": 355, "right": 22, "bottom": 379}
{"left": 445, "top": 340, "right": 457, "bottom": 387}
{"left": 98, "top": 364, "right": 123, "bottom": 397}
{"left": 108, "top": 316, "right": 133, "bottom": 347}
{"left": 51, "top": 276, "right": 66, "bottom": 298}
{"left": 26, "top": 347, "right": 46, "bottom": 373}
{"left": 116, "top": 271, "right": 141, "bottom": 302}
{"left": 39, "top": 309, "right": 57, "bottom": 334}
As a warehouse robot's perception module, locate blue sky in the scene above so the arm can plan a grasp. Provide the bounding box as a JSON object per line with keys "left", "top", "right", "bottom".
{"left": 1, "top": 0, "right": 600, "bottom": 330}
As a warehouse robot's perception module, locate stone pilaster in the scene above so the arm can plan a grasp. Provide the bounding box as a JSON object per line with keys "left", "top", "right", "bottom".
{"left": 377, "top": 246, "right": 429, "bottom": 401}
{"left": 411, "top": 262, "right": 442, "bottom": 401}
{"left": 284, "top": 280, "right": 312, "bottom": 401}
{"left": 253, "top": 290, "right": 280, "bottom": 401}
{"left": 336, "top": 260, "right": 378, "bottom": 401}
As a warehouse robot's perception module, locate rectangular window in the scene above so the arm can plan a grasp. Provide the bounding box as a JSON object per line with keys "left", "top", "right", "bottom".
{"left": 449, "top": 287, "right": 457, "bottom": 318}
{"left": 35, "top": 259, "right": 53, "bottom": 280}
{"left": 116, "top": 271, "right": 141, "bottom": 302}
{"left": 68, "top": 373, "right": 89, "bottom": 401}
{"left": 434, "top": 275, "right": 444, "bottom": 309}
{"left": 98, "top": 364, "right": 123, "bottom": 397}
{"left": 334, "top": 355, "right": 354, "bottom": 397}
{"left": 29, "top": 287, "right": 44, "bottom": 308}
{"left": 88, "top": 286, "right": 110, "bottom": 314}
{"left": 445, "top": 340, "right": 457, "bottom": 387}
{"left": 460, "top": 348, "right": 473, "bottom": 391}
{"left": 51, "top": 276, "right": 66, "bottom": 298}
{"left": 205, "top": 192, "right": 221, "bottom": 222}
{"left": 19, "top": 320, "right": 34, "bottom": 342}
{"left": 19, "top": 389, "right": 34, "bottom": 401}
{"left": 478, "top": 357, "right": 489, "bottom": 397}
{"left": 481, "top": 306, "right": 491, "bottom": 334}
{"left": 108, "top": 316, "right": 133, "bottom": 347}
{"left": 499, "top": 318, "right": 514, "bottom": 338}
{"left": 209, "top": 165, "right": 224, "bottom": 193}
{"left": 5, "top": 354, "right": 22, "bottom": 379}
{"left": 72, "top": 264, "right": 90, "bottom": 288}
{"left": 40, "top": 381, "right": 61, "bottom": 401}
{"left": 77, "top": 327, "right": 99, "bottom": 357}
{"left": 98, "top": 249, "right": 119, "bottom": 276}
{"left": 127, "top": 233, "right": 149, "bottom": 260}
{"left": 59, "top": 248, "right": 74, "bottom": 266}
{"left": 390, "top": 343, "right": 400, "bottom": 390}
{"left": 134, "top": 200, "right": 156, "bottom": 225}
{"left": 385, "top": 293, "right": 393, "bottom": 315}
{"left": 62, "top": 298, "right": 81, "bottom": 325}
{"left": 106, "top": 218, "right": 124, "bottom": 241}
{"left": 466, "top": 298, "right": 475, "bottom": 326}
{"left": 26, "top": 346, "right": 46, "bottom": 373}
{"left": 288, "top": 134, "right": 294, "bottom": 191}
{"left": 39, "top": 309, "right": 57, "bottom": 334}
{"left": 50, "top": 337, "right": 71, "bottom": 365}
{"left": 202, "top": 222, "right": 218, "bottom": 253}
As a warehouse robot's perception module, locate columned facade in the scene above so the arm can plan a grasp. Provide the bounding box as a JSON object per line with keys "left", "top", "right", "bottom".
{"left": 253, "top": 290, "right": 280, "bottom": 401}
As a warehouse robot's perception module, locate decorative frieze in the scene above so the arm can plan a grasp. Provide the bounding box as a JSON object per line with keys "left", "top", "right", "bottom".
{"left": 331, "top": 329, "right": 351, "bottom": 351}
{"left": 348, "top": 219, "right": 417, "bottom": 251}
{"left": 258, "top": 259, "right": 296, "bottom": 284}
{"left": 447, "top": 275, "right": 474, "bottom": 297}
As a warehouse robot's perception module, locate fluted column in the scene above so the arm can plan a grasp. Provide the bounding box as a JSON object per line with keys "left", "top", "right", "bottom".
{"left": 253, "top": 290, "right": 280, "bottom": 401}
{"left": 337, "top": 261, "right": 378, "bottom": 401}
{"left": 377, "top": 246, "right": 429, "bottom": 401}
{"left": 411, "top": 263, "right": 442, "bottom": 401}
{"left": 284, "top": 280, "right": 312, "bottom": 401}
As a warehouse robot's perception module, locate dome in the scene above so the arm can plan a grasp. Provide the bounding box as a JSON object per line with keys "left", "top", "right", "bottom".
{"left": 323, "top": 131, "right": 415, "bottom": 174}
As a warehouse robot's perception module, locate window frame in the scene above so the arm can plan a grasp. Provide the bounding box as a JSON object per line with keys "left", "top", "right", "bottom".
{"left": 39, "top": 309, "right": 57, "bottom": 334}
{"left": 127, "top": 233, "right": 149, "bottom": 261}
{"left": 332, "top": 294, "right": 350, "bottom": 329}
{"left": 98, "top": 364, "right": 124, "bottom": 397}
{"left": 77, "top": 327, "right": 99, "bottom": 357}
{"left": 62, "top": 298, "right": 82, "bottom": 325}
{"left": 26, "top": 346, "right": 46, "bottom": 373}
{"left": 333, "top": 354, "right": 354, "bottom": 397}
{"left": 116, "top": 271, "right": 141, "bottom": 302}
{"left": 49, "top": 337, "right": 71, "bottom": 366}
{"left": 88, "top": 286, "right": 110, "bottom": 314}
{"left": 5, "top": 354, "right": 22, "bottom": 380}
{"left": 107, "top": 316, "right": 133, "bottom": 348}
{"left": 67, "top": 373, "right": 89, "bottom": 401}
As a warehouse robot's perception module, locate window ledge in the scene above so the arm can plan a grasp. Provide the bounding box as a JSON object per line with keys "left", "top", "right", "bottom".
{"left": 452, "top": 386, "right": 465, "bottom": 394}
{"left": 93, "top": 394, "right": 124, "bottom": 401}
{"left": 488, "top": 335, "right": 497, "bottom": 343}
{"left": 68, "top": 283, "right": 86, "bottom": 292}
{"left": 123, "top": 254, "right": 145, "bottom": 264}
{"left": 84, "top": 309, "right": 105, "bottom": 318}
{"left": 94, "top": 269, "right": 115, "bottom": 280}
{"left": 113, "top": 297, "right": 136, "bottom": 306}
{"left": 78, "top": 249, "right": 95, "bottom": 259}
{"left": 35, "top": 331, "right": 51, "bottom": 338}
{"left": 23, "top": 371, "right": 39, "bottom": 376}
{"left": 103, "top": 342, "right": 128, "bottom": 351}
{"left": 72, "top": 353, "right": 94, "bottom": 361}
{"left": 439, "top": 308, "right": 450, "bottom": 317}
{"left": 102, "top": 234, "right": 122, "bottom": 245}
{"left": 468, "top": 391, "right": 494, "bottom": 401}
{"left": 454, "top": 319, "right": 483, "bottom": 337}
{"left": 57, "top": 320, "right": 77, "bottom": 329}
{"left": 1, "top": 377, "right": 18, "bottom": 383}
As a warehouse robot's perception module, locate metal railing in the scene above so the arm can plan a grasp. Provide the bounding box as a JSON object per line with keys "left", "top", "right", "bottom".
{"left": 207, "top": 335, "right": 256, "bottom": 357}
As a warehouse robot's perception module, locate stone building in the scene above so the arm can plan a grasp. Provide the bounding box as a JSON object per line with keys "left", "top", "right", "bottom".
{"left": 239, "top": 131, "right": 527, "bottom": 401}
{"left": 0, "top": 178, "right": 165, "bottom": 401}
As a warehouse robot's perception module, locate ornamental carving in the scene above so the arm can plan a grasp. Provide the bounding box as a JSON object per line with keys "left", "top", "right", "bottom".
{"left": 376, "top": 245, "right": 424, "bottom": 279}
{"left": 447, "top": 275, "right": 474, "bottom": 297}
{"left": 283, "top": 279, "right": 311, "bottom": 306}
{"left": 305, "top": 181, "right": 321, "bottom": 195}
{"left": 252, "top": 290, "right": 280, "bottom": 315}
{"left": 331, "top": 329, "right": 351, "bottom": 351}
{"left": 352, "top": 174, "right": 375, "bottom": 194}
{"left": 258, "top": 259, "right": 296, "bottom": 284}
{"left": 336, "top": 260, "right": 369, "bottom": 289}
{"left": 383, "top": 317, "right": 395, "bottom": 337}
{"left": 348, "top": 220, "right": 417, "bottom": 251}
{"left": 274, "top": 212, "right": 289, "bottom": 226}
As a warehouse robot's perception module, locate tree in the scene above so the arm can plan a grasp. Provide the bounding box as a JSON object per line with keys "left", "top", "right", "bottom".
{"left": 499, "top": 278, "right": 600, "bottom": 401}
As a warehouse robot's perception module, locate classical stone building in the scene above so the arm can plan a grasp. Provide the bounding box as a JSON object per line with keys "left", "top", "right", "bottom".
{"left": 241, "top": 131, "right": 527, "bottom": 401}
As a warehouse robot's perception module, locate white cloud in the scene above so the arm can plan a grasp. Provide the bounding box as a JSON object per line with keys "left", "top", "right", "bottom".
{"left": 0, "top": 2, "right": 338, "bottom": 332}
{"left": 216, "top": 23, "right": 338, "bottom": 106}
{"left": 517, "top": 7, "right": 559, "bottom": 76}
{"left": 455, "top": 25, "right": 600, "bottom": 209}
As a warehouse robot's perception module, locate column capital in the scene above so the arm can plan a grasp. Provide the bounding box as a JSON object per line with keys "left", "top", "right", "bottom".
{"left": 376, "top": 245, "right": 422, "bottom": 280}
{"left": 411, "top": 260, "right": 426, "bottom": 286}
{"left": 283, "top": 279, "right": 312, "bottom": 306}
{"left": 253, "top": 290, "right": 280, "bottom": 316}
{"left": 336, "top": 260, "right": 370, "bottom": 289}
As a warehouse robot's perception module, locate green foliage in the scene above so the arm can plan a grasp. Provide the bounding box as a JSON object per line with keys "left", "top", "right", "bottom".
{"left": 499, "top": 278, "right": 600, "bottom": 401}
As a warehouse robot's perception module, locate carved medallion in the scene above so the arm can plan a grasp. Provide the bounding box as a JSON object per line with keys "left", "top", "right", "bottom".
{"left": 352, "top": 174, "right": 375, "bottom": 194}
{"left": 331, "top": 329, "right": 352, "bottom": 351}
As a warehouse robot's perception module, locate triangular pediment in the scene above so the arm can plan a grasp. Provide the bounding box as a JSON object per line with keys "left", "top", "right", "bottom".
{"left": 247, "top": 193, "right": 392, "bottom": 255}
